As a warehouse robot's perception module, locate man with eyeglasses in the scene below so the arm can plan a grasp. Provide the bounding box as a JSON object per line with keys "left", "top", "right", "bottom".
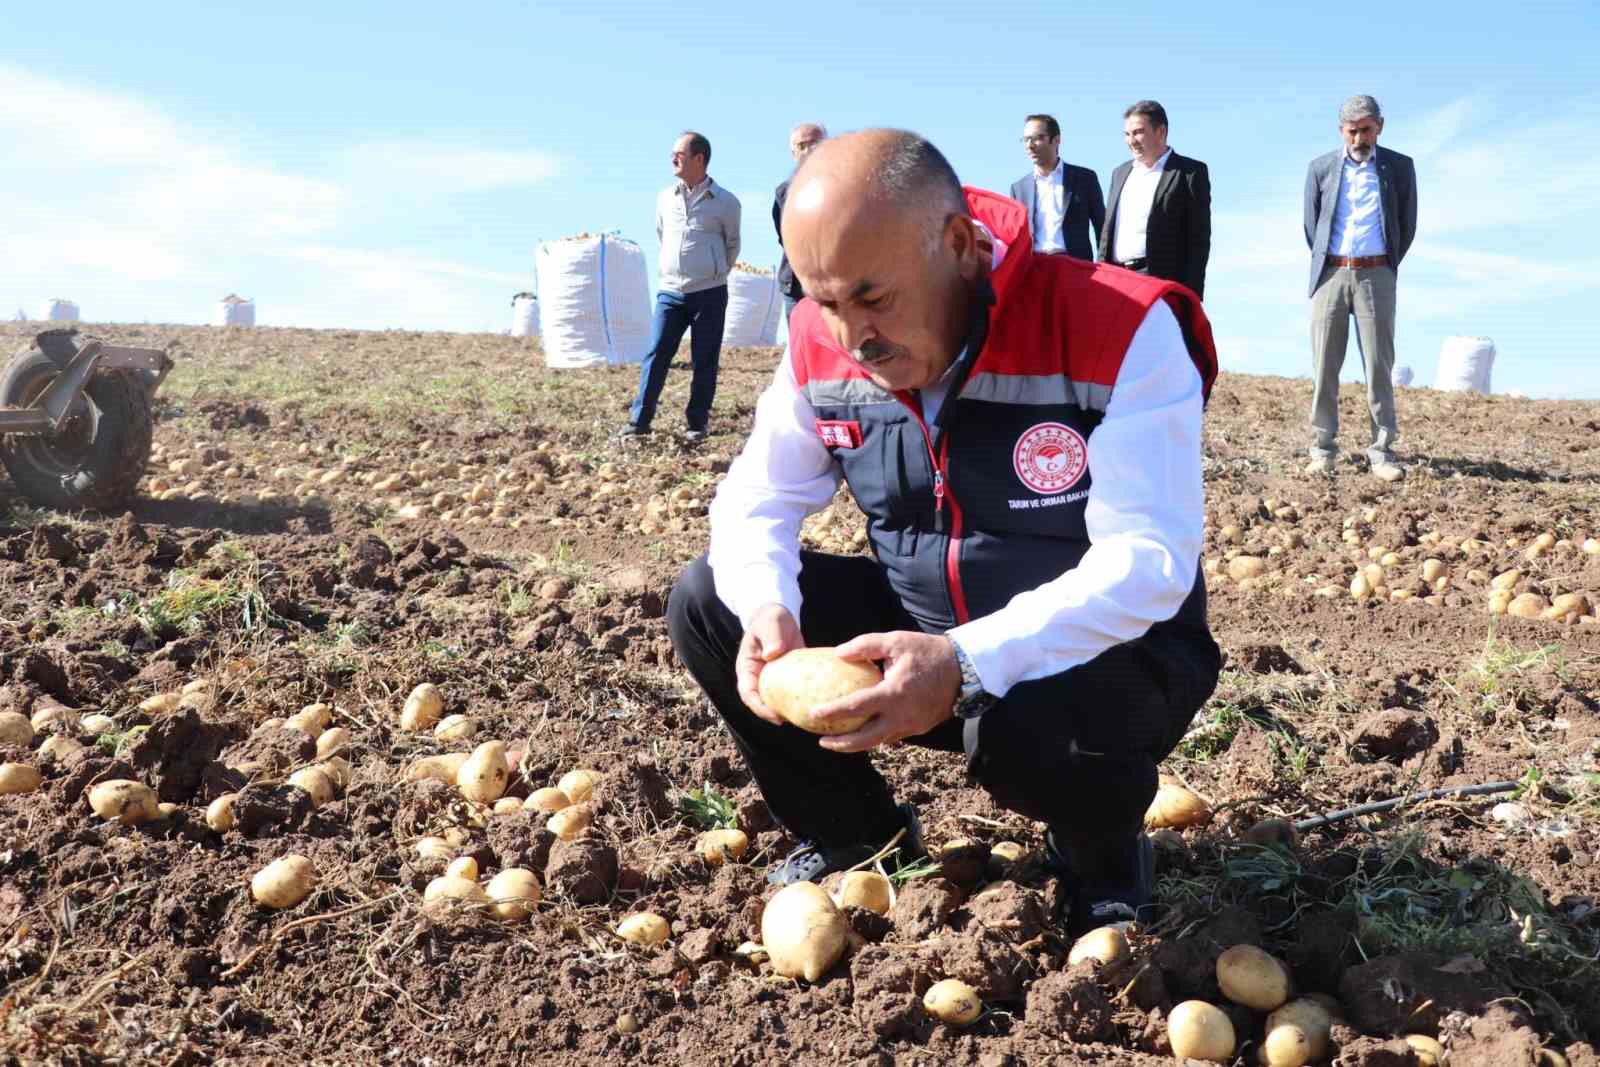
{"left": 775, "top": 123, "right": 828, "bottom": 326}
{"left": 621, "top": 130, "right": 742, "bottom": 443}
{"left": 1010, "top": 115, "right": 1105, "bottom": 261}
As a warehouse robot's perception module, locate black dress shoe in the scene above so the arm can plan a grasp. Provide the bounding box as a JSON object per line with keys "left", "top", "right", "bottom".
{"left": 766, "top": 804, "right": 925, "bottom": 886}
{"left": 683, "top": 427, "right": 708, "bottom": 443}
{"left": 1046, "top": 828, "right": 1156, "bottom": 936}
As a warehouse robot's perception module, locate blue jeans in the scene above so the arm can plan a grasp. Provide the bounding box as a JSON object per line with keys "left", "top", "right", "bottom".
{"left": 629, "top": 286, "right": 728, "bottom": 431}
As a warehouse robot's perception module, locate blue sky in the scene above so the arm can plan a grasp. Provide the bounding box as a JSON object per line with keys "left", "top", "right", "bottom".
{"left": 2, "top": 1, "right": 1596, "bottom": 396}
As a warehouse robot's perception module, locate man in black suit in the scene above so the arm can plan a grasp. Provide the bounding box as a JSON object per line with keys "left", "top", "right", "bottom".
{"left": 1010, "top": 114, "right": 1105, "bottom": 261}
{"left": 774, "top": 122, "right": 827, "bottom": 326}
{"left": 1100, "top": 101, "right": 1211, "bottom": 300}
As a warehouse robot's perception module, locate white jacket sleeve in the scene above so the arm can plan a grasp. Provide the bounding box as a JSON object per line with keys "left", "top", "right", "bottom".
{"left": 947, "top": 300, "right": 1204, "bottom": 696}
{"left": 706, "top": 352, "right": 842, "bottom": 628}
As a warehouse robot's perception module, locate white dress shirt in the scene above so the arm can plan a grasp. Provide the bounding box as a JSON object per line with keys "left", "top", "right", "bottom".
{"left": 706, "top": 299, "right": 1204, "bottom": 698}
{"left": 1329, "top": 151, "right": 1386, "bottom": 257}
{"left": 1032, "top": 159, "right": 1067, "bottom": 254}
{"left": 1113, "top": 148, "right": 1172, "bottom": 263}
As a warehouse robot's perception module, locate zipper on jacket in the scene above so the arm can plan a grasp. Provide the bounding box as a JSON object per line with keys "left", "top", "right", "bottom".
{"left": 899, "top": 395, "right": 971, "bottom": 626}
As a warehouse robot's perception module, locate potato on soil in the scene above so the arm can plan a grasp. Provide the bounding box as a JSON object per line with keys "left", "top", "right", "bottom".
{"left": 87, "top": 780, "right": 160, "bottom": 826}
{"left": 762, "top": 881, "right": 849, "bottom": 982}
{"left": 434, "top": 714, "right": 476, "bottom": 742}
{"left": 1404, "top": 1035, "right": 1445, "bottom": 1066}
{"left": 446, "top": 856, "right": 479, "bottom": 880}
{"left": 138, "top": 692, "right": 182, "bottom": 715}
{"left": 616, "top": 912, "right": 671, "bottom": 946}
{"left": 415, "top": 836, "right": 452, "bottom": 862}
{"left": 556, "top": 768, "right": 600, "bottom": 803}
{"left": 0, "top": 712, "right": 34, "bottom": 747}
{"left": 456, "top": 741, "right": 509, "bottom": 803}
{"left": 251, "top": 854, "right": 316, "bottom": 909}
{"left": 1260, "top": 1023, "right": 1311, "bottom": 1067}
{"left": 756, "top": 648, "right": 881, "bottom": 735}
{"left": 206, "top": 793, "right": 238, "bottom": 832}
{"left": 285, "top": 703, "right": 332, "bottom": 736}
{"left": 1168, "top": 1000, "right": 1236, "bottom": 1063}
{"left": 1144, "top": 776, "right": 1211, "bottom": 829}
{"left": 697, "top": 827, "right": 749, "bottom": 866}
{"left": 315, "top": 727, "right": 350, "bottom": 758}
{"left": 1067, "top": 925, "right": 1130, "bottom": 967}
{"left": 486, "top": 868, "right": 541, "bottom": 921}
{"left": 1242, "top": 818, "right": 1300, "bottom": 849}
{"left": 525, "top": 787, "right": 570, "bottom": 813}
{"left": 923, "top": 978, "right": 982, "bottom": 1025}
{"left": 423, "top": 875, "right": 490, "bottom": 913}
{"left": 493, "top": 797, "right": 522, "bottom": 815}
{"left": 400, "top": 683, "right": 444, "bottom": 731}
{"left": 1217, "top": 943, "right": 1292, "bottom": 1011}
{"left": 548, "top": 803, "right": 593, "bottom": 840}
{"left": 80, "top": 714, "right": 117, "bottom": 736}
{"left": 1266, "top": 997, "right": 1334, "bottom": 1059}
{"left": 287, "top": 766, "right": 337, "bottom": 807}
{"left": 405, "top": 752, "right": 469, "bottom": 784}
{"left": 832, "top": 870, "right": 891, "bottom": 915}
{"left": 0, "top": 763, "right": 42, "bottom": 795}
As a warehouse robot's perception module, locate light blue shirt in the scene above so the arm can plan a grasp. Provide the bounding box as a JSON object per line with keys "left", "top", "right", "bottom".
{"left": 1330, "top": 151, "right": 1386, "bottom": 257}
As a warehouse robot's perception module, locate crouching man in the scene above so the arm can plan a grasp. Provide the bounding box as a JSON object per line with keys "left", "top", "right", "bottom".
{"left": 667, "top": 129, "right": 1221, "bottom": 934}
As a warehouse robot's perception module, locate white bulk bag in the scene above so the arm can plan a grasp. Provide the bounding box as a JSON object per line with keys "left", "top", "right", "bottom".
{"left": 1434, "top": 336, "right": 1495, "bottom": 394}
{"left": 45, "top": 299, "right": 79, "bottom": 322}
{"left": 536, "top": 233, "right": 651, "bottom": 369}
{"left": 510, "top": 292, "right": 540, "bottom": 339}
{"left": 215, "top": 294, "right": 256, "bottom": 327}
{"left": 1393, "top": 364, "right": 1414, "bottom": 387}
{"left": 723, "top": 264, "right": 782, "bottom": 347}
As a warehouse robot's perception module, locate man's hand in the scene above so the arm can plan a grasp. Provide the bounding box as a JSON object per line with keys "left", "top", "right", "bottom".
{"left": 811, "top": 631, "right": 962, "bottom": 752}
{"left": 736, "top": 603, "right": 804, "bottom": 726}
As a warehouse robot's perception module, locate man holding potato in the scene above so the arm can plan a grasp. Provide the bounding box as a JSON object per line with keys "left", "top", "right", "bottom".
{"left": 668, "top": 129, "right": 1221, "bottom": 933}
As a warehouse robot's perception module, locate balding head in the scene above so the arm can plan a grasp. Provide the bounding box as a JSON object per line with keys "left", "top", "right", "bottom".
{"left": 781, "top": 130, "right": 984, "bottom": 392}
{"left": 789, "top": 122, "right": 827, "bottom": 161}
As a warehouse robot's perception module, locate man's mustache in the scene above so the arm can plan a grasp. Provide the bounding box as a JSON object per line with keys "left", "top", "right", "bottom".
{"left": 852, "top": 340, "right": 904, "bottom": 365}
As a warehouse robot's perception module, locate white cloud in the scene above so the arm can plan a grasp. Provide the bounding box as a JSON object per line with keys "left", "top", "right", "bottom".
{"left": 343, "top": 140, "right": 562, "bottom": 193}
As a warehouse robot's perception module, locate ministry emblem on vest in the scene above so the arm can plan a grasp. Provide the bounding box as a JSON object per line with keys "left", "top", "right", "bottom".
{"left": 1013, "top": 422, "right": 1088, "bottom": 495}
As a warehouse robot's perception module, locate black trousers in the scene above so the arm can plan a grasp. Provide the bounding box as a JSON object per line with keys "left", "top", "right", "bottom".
{"left": 667, "top": 552, "right": 1220, "bottom": 882}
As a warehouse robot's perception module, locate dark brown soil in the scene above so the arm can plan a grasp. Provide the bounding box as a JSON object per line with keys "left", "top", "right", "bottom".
{"left": 1, "top": 322, "right": 1598, "bottom": 1064}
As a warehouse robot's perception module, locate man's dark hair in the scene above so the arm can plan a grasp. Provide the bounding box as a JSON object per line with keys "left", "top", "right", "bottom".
{"left": 870, "top": 130, "right": 966, "bottom": 217}
{"left": 681, "top": 130, "right": 712, "bottom": 165}
{"left": 1024, "top": 114, "right": 1061, "bottom": 139}
{"left": 1122, "top": 100, "right": 1169, "bottom": 130}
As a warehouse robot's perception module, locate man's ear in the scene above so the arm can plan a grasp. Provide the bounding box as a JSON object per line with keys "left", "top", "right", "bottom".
{"left": 945, "top": 215, "right": 984, "bottom": 281}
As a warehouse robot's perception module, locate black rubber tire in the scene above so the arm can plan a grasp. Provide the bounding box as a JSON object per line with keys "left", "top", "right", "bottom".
{"left": 0, "top": 347, "right": 154, "bottom": 511}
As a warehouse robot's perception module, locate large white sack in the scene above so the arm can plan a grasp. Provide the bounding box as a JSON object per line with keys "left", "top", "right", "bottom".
{"left": 45, "top": 299, "right": 79, "bottom": 322}
{"left": 1394, "top": 364, "right": 1414, "bottom": 387}
{"left": 215, "top": 294, "right": 256, "bottom": 327}
{"left": 723, "top": 264, "right": 782, "bottom": 346}
{"left": 536, "top": 234, "right": 651, "bottom": 369}
{"left": 1434, "top": 336, "right": 1495, "bottom": 394}
{"left": 510, "top": 292, "right": 540, "bottom": 339}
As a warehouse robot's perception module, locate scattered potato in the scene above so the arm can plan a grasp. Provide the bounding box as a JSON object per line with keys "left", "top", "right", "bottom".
{"left": 987, "top": 841, "right": 1026, "bottom": 876}
{"left": 401, "top": 684, "right": 444, "bottom": 731}
{"left": 1488, "top": 589, "right": 1513, "bottom": 615}
{"left": 1228, "top": 556, "right": 1267, "bottom": 580}
{"left": 315, "top": 727, "right": 351, "bottom": 758}
{"left": 0, "top": 763, "right": 42, "bottom": 795}
{"left": 1261, "top": 1023, "right": 1312, "bottom": 1067}
{"left": 446, "top": 856, "right": 479, "bottom": 880}
{"left": 252, "top": 854, "right": 316, "bottom": 909}
{"left": 80, "top": 714, "right": 117, "bottom": 737}
{"left": 756, "top": 648, "right": 881, "bottom": 735}
{"left": 405, "top": 752, "right": 469, "bottom": 784}
{"left": 288, "top": 766, "right": 337, "bottom": 808}
{"left": 87, "top": 780, "right": 160, "bottom": 826}
{"left": 1217, "top": 944, "right": 1292, "bottom": 1011}
{"left": 1420, "top": 559, "right": 1446, "bottom": 583}
{"left": 434, "top": 714, "right": 477, "bottom": 742}
{"left": 762, "top": 881, "right": 848, "bottom": 983}
{"left": 1404, "top": 1034, "right": 1445, "bottom": 1066}
{"left": 415, "top": 836, "right": 452, "bottom": 862}
{"left": 1168, "top": 1000, "right": 1236, "bottom": 1063}
{"left": 1267, "top": 998, "right": 1335, "bottom": 1060}
{"left": 548, "top": 803, "right": 593, "bottom": 840}
{"left": 556, "top": 768, "right": 600, "bottom": 803}
{"left": 525, "top": 787, "right": 571, "bottom": 813}
{"left": 138, "top": 692, "right": 182, "bottom": 715}
{"left": 0, "top": 712, "right": 34, "bottom": 747}
{"left": 832, "top": 870, "right": 892, "bottom": 915}
{"left": 40, "top": 735, "right": 85, "bottom": 762}
{"left": 493, "top": 797, "right": 523, "bottom": 815}
{"left": 615, "top": 1012, "right": 639, "bottom": 1035}
{"left": 457, "top": 741, "right": 509, "bottom": 803}
{"left": 697, "top": 828, "right": 750, "bottom": 867}
{"left": 616, "top": 912, "right": 671, "bottom": 946}
{"left": 1490, "top": 568, "right": 1522, "bottom": 592}
{"left": 1144, "top": 777, "right": 1211, "bottom": 829}
{"left": 1507, "top": 592, "right": 1549, "bottom": 620}
{"left": 423, "top": 875, "right": 490, "bottom": 913}
{"left": 487, "top": 868, "right": 541, "bottom": 921}
{"left": 922, "top": 978, "right": 982, "bottom": 1025}
{"left": 206, "top": 794, "right": 238, "bottom": 832}
{"left": 1067, "top": 925, "right": 1130, "bottom": 967}
{"left": 31, "top": 706, "right": 81, "bottom": 733}
{"left": 1242, "top": 818, "right": 1300, "bottom": 850}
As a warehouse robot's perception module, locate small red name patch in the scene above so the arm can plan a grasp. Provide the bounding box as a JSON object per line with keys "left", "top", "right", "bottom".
{"left": 815, "top": 419, "right": 863, "bottom": 448}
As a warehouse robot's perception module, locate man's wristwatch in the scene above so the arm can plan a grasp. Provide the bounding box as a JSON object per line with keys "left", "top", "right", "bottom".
{"left": 948, "top": 637, "right": 997, "bottom": 719}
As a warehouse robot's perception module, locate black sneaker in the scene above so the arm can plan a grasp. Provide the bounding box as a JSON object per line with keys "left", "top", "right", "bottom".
{"left": 1046, "top": 828, "right": 1156, "bottom": 936}
{"left": 614, "top": 423, "right": 652, "bottom": 439}
{"left": 683, "top": 427, "right": 708, "bottom": 444}
{"left": 766, "top": 803, "right": 925, "bottom": 886}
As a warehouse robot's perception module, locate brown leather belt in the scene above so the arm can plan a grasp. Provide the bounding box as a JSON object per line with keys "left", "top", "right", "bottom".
{"left": 1329, "top": 254, "right": 1388, "bottom": 269}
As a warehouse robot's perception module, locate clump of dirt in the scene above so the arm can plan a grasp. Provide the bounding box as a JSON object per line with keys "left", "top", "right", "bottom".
{"left": 955, "top": 880, "right": 1049, "bottom": 943}
{"left": 932, "top": 928, "right": 1031, "bottom": 1002}
{"left": 1025, "top": 962, "right": 1116, "bottom": 1043}
{"left": 890, "top": 876, "right": 964, "bottom": 940}
{"left": 545, "top": 836, "right": 618, "bottom": 903}
{"left": 1339, "top": 954, "right": 1511, "bottom": 1034}
{"left": 230, "top": 783, "right": 311, "bottom": 837}
{"left": 1438, "top": 1004, "right": 1544, "bottom": 1067}
{"left": 1350, "top": 708, "right": 1440, "bottom": 763}
{"left": 851, "top": 944, "right": 933, "bottom": 1040}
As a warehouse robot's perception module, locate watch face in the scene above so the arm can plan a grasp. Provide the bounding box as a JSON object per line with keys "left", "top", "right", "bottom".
{"left": 958, "top": 692, "right": 996, "bottom": 719}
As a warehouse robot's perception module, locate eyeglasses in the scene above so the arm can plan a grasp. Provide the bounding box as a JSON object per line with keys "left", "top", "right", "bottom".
{"left": 1021, "top": 135, "right": 1054, "bottom": 145}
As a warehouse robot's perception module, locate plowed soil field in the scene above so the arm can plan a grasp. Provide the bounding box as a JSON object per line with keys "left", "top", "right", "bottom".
{"left": 1, "top": 321, "right": 1597, "bottom": 1067}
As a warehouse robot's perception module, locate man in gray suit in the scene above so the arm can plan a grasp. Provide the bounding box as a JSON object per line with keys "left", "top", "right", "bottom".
{"left": 1303, "top": 94, "right": 1418, "bottom": 482}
